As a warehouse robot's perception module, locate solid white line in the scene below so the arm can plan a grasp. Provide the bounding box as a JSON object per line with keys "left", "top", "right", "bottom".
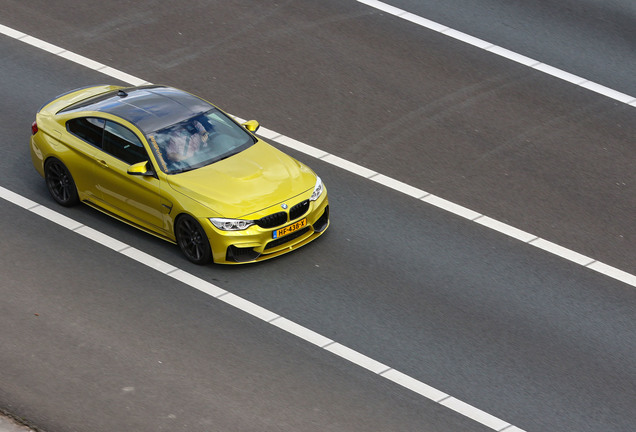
{"left": 58, "top": 51, "right": 106, "bottom": 70}
{"left": 269, "top": 317, "right": 334, "bottom": 347}
{"left": 440, "top": 397, "right": 510, "bottom": 430}
{"left": 0, "top": 184, "right": 526, "bottom": 430}
{"left": 474, "top": 216, "right": 538, "bottom": 243}
{"left": 321, "top": 154, "right": 377, "bottom": 178}
{"left": 2, "top": 17, "right": 635, "bottom": 429}
{"left": 218, "top": 293, "right": 280, "bottom": 322}
{"left": 442, "top": 28, "right": 494, "bottom": 50}
{"left": 422, "top": 195, "right": 482, "bottom": 220}
{"left": 500, "top": 426, "right": 527, "bottom": 432}
{"left": 74, "top": 225, "right": 131, "bottom": 252}
{"left": 166, "top": 269, "right": 228, "bottom": 297}
{"left": 2, "top": 23, "right": 633, "bottom": 289}
{"left": 275, "top": 135, "right": 328, "bottom": 159}
{"left": 355, "top": 0, "right": 636, "bottom": 106}
{"left": 380, "top": 369, "right": 449, "bottom": 402}
{"left": 29, "top": 205, "right": 84, "bottom": 230}
{"left": 0, "top": 186, "right": 39, "bottom": 209}
{"left": 586, "top": 262, "right": 636, "bottom": 287}
{"left": 370, "top": 174, "right": 430, "bottom": 199}
{"left": 528, "top": 238, "right": 595, "bottom": 267}
{"left": 119, "top": 247, "right": 178, "bottom": 273}
{"left": 252, "top": 126, "right": 281, "bottom": 141}
{"left": 323, "top": 343, "right": 391, "bottom": 374}
{"left": 20, "top": 35, "right": 65, "bottom": 55}
{"left": 486, "top": 46, "right": 539, "bottom": 67}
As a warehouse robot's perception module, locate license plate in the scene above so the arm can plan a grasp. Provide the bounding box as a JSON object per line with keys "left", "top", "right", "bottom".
{"left": 273, "top": 218, "right": 307, "bottom": 239}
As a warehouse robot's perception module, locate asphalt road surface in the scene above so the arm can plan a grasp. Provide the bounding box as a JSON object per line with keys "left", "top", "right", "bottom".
{"left": 1, "top": 1, "right": 634, "bottom": 431}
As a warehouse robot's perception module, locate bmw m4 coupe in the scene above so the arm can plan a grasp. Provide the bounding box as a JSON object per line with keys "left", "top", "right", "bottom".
{"left": 30, "top": 85, "right": 329, "bottom": 264}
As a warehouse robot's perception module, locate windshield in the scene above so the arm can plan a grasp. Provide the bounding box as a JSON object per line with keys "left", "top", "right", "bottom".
{"left": 146, "top": 108, "right": 256, "bottom": 174}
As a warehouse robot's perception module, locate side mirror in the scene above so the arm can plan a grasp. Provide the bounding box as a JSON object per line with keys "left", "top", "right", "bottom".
{"left": 242, "top": 120, "right": 260, "bottom": 133}
{"left": 127, "top": 161, "right": 154, "bottom": 176}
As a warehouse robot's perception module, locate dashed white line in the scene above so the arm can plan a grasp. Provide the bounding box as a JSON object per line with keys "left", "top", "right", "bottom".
{"left": 3, "top": 13, "right": 636, "bottom": 430}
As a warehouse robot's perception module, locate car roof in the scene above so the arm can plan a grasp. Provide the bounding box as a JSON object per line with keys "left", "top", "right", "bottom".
{"left": 63, "top": 86, "right": 214, "bottom": 133}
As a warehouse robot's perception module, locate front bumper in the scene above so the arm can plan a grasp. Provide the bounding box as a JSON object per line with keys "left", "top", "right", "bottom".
{"left": 204, "top": 190, "right": 330, "bottom": 264}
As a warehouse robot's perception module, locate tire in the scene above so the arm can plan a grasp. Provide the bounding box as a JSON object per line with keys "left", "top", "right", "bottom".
{"left": 44, "top": 158, "right": 79, "bottom": 207}
{"left": 175, "top": 214, "right": 212, "bottom": 265}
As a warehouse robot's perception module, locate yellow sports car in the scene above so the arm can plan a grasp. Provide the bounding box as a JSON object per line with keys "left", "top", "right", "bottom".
{"left": 30, "top": 85, "right": 329, "bottom": 264}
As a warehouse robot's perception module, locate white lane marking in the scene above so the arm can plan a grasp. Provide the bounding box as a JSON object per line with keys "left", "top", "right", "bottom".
{"left": 2, "top": 17, "right": 636, "bottom": 428}
{"left": 74, "top": 226, "right": 130, "bottom": 252}
{"left": 0, "top": 24, "right": 150, "bottom": 86}
{"left": 323, "top": 343, "right": 391, "bottom": 374}
{"left": 119, "top": 247, "right": 178, "bottom": 273}
{"left": 1, "top": 23, "right": 632, "bottom": 287}
{"left": 528, "top": 238, "right": 595, "bottom": 267}
{"left": 275, "top": 135, "right": 329, "bottom": 159}
{"left": 269, "top": 317, "right": 334, "bottom": 347}
{"left": 422, "top": 195, "right": 482, "bottom": 220}
{"left": 355, "top": 0, "right": 636, "bottom": 106}
{"left": 380, "top": 369, "right": 448, "bottom": 402}
{"left": 321, "top": 154, "right": 377, "bottom": 178}
{"left": 474, "top": 216, "right": 538, "bottom": 243}
{"left": 369, "top": 174, "right": 430, "bottom": 199}
{"left": 0, "top": 185, "right": 524, "bottom": 431}
{"left": 166, "top": 270, "right": 228, "bottom": 298}
{"left": 30, "top": 205, "right": 83, "bottom": 230}
{"left": 218, "top": 292, "right": 280, "bottom": 322}
{"left": 440, "top": 397, "right": 510, "bottom": 431}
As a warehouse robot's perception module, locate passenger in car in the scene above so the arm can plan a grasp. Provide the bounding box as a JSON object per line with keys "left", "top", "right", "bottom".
{"left": 165, "top": 120, "right": 210, "bottom": 162}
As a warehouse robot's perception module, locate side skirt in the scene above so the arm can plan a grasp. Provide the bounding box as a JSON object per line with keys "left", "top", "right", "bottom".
{"left": 83, "top": 199, "right": 176, "bottom": 244}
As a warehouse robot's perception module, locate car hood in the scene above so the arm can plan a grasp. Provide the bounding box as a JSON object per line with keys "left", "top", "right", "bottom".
{"left": 166, "top": 141, "right": 316, "bottom": 218}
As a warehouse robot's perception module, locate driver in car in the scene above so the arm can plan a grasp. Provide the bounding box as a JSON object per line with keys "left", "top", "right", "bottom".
{"left": 166, "top": 120, "right": 210, "bottom": 162}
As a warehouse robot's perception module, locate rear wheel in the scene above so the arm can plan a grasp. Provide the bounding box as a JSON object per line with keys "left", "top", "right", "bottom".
{"left": 175, "top": 215, "right": 212, "bottom": 264}
{"left": 44, "top": 158, "right": 79, "bottom": 207}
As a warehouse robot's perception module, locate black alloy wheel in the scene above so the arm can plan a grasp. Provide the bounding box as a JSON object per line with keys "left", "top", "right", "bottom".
{"left": 175, "top": 215, "right": 212, "bottom": 264}
{"left": 44, "top": 158, "right": 79, "bottom": 207}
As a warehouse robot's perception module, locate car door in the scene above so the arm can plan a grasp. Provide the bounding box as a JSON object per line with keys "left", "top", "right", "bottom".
{"left": 91, "top": 120, "right": 166, "bottom": 232}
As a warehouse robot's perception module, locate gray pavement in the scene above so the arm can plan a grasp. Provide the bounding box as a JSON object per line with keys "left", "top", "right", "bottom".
{"left": 0, "top": 414, "right": 34, "bottom": 432}
{"left": 1, "top": 1, "right": 635, "bottom": 432}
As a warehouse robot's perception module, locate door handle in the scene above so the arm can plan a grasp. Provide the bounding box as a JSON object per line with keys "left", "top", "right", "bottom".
{"left": 98, "top": 159, "right": 109, "bottom": 169}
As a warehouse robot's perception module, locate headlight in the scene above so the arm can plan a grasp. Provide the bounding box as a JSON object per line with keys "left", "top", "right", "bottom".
{"left": 210, "top": 217, "right": 255, "bottom": 231}
{"left": 309, "top": 176, "right": 324, "bottom": 201}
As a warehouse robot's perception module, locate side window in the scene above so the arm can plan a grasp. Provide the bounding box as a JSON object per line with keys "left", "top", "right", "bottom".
{"left": 103, "top": 121, "right": 148, "bottom": 165}
{"left": 67, "top": 117, "right": 105, "bottom": 147}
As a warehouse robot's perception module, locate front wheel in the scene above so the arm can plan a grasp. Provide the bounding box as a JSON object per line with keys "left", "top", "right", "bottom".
{"left": 44, "top": 158, "right": 79, "bottom": 207}
{"left": 175, "top": 215, "right": 212, "bottom": 265}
